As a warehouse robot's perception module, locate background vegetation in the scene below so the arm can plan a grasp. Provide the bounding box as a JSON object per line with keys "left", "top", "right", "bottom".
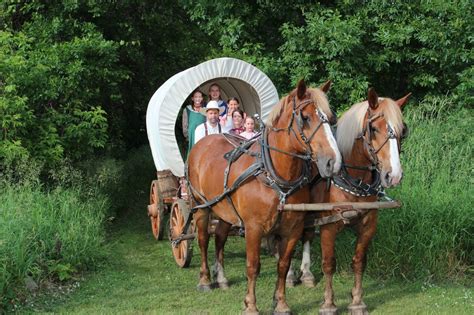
{"left": 0, "top": 0, "right": 472, "bottom": 311}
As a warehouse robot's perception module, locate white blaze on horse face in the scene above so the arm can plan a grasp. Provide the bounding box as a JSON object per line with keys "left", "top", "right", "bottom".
{"left": 388, "top": 123, "right": 402, "bottom": 185}
{"left": 319, "top": 110, "right": 342, "bottom": 173}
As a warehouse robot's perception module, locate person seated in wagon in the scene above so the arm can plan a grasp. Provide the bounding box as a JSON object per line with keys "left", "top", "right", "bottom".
{"left": 194, "top": 100, "right": 224, "bottom": 144}
{"left": 182, "top": 89, "right": 206, "bottom": 157}
{"left": 208, "top": 83, "right": 228, "bottom": 117}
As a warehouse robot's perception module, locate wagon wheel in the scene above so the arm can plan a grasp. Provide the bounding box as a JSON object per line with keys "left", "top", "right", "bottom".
{"left": 149, "top": 180, "right": 166, "bottom": 240}
{"left": 169, "top": 199, "right": 193, "bottom": 268}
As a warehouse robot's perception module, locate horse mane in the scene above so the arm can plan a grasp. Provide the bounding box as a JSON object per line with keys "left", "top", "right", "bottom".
{"left": 265, "top": 87, "right": 333, "bottom": 127}
{"left": 336, "top": 98, "right": 404, "bottom": 157}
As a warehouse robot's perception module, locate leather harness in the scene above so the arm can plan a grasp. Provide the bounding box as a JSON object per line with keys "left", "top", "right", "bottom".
{"left": 314, "top": 108, "right": 407, "bottom": 226}
{"left": 172, "top": 97, "right": 330, "bottom": 245}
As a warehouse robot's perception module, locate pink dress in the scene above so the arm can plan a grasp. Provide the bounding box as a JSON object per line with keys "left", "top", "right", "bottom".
{"left": 240, "top": 131, "right": 256, "bottom": 139}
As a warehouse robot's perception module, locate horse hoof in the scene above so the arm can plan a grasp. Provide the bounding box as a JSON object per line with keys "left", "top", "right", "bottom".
{"left": 242, "top": 310, "right": 259, "bottom": 315}
{"left": 286, "top": 279, "right": 297, "bottom": 288}
{"left": 196, "top": 284, "right": 212, "bottom": 292}
{"left": 348, "top": 303, "right": 368, "bottom": 315}
{"left": 301, "top": 277, "right": 316, "bottom": 288}
{"left": 218, "top": 281, "right": 229, "bottom": 290}
{"left": 319, "top": 306, "right": 338, "bottom": 315}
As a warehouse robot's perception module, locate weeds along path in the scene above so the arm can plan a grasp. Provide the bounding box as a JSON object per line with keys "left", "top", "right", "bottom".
{"left": 24, "top": 207, "right": 473, "bottom": 314}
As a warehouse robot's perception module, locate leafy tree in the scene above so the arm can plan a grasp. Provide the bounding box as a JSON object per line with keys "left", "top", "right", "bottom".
{"left": 1, "top": 1, "right": 211, "bottom": 174}
{"left": 183, "top": 1, "right": 473, "bottom": 109}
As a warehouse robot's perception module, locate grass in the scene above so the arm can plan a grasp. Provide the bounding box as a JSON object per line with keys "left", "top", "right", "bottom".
{"left": 19, "top": 207, "right": 474, "bottom": 314}
{"left": 0, "top": 183, "right": 108, "bottom": 311}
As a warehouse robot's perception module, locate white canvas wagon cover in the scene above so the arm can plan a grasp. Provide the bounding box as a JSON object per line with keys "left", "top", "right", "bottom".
{"left": 146, "top": 57, "right": 279, "bottom": 177}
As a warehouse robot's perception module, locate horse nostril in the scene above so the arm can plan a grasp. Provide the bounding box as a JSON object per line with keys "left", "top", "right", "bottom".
{"left": 385, "top": 172, "right": 391, "bottom": 183}
{"left": 326, "top": 159, "right": 334, "bottom": 172}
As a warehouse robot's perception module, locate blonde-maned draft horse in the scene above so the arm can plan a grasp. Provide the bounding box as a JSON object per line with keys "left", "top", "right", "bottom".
{"left": 311, "top": 88, "right": 411, "bottom": 315}
{"left": 186, "top": 80, "right": 341, "bottom": 314}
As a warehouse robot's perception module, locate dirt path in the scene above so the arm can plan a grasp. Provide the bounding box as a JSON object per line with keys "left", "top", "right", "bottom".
{"left": 22, "top": 209, "right": 473, "bottom": 314}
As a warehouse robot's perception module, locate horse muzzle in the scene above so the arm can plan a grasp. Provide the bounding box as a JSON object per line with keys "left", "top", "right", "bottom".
{"left": 315, "top": 155, "right": 339, "bottom": 178}
{"left": 381, "top": 169, "right": 403, "bottom": 188}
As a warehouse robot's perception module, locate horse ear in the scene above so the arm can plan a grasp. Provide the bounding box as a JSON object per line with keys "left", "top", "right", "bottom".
{"left": 368, "top": 88, "right": 379, "bottom": 109}
{"left": 320, "top": 80, "right": 331, "bottom": 93}
{"left": 297, "top": 79, "right": 307, "bottom": 99}
{"left": 396, "top": 92, "right": 412, "bottom": 108}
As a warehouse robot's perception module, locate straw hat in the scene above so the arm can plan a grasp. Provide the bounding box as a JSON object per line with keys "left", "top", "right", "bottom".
{"left": 200, "top": 100, "right": 224, "bottom": 115}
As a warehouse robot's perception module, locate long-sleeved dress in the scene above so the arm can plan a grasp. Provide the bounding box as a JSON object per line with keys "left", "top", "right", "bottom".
{"left": 182, "top": 105, "right": 206, "bottom": 158}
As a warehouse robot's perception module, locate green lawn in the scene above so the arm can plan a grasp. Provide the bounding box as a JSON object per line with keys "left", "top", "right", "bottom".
{"left": 22, "top": 209, "right": 473, "bottom": 314}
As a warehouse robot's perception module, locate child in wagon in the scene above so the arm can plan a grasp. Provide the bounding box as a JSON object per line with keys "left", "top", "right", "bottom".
{"left": 220, "top": 97, "right": 245, "bottom": 132}
{"left": 240, "top": 116, "right": 257, "bottom": 139}
{"left": 208, "top": 83, "right": 228, "bottom": 117}
{"left": 182, "top": 89, "right": 206, "bottom": 157}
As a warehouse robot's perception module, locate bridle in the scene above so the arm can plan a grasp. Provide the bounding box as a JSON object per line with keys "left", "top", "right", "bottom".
{"left": 270, "top": 96, "right": 331, "bottom": 160}
{"left": 358, "top": 111, "right": 394, "bottom": 168}
{"left": 356, "top": 108, "right": 407, "bottom": 170}
{"left": 332, "top": 107, "right": 408, "bottom": 198}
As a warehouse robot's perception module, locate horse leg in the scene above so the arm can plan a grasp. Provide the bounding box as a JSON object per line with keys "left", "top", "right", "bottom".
{"left": 319, "top": 224, "right": 338, "bottom": 315}
{"left": 285, "top": 261, "right": 298, "bottom": 287}
{"left": 213, "top": 220, "right": 232, "bottom": 289}
{"left": 243, "top": 227, "right": 263, "bottom": 315}
{"left": 299, "top": 228, "right": 316, "bottom": 287}
{"left": 195, "top": 209, "right": 212, "bottom": 291}
{"left": 348, "top": 213, "right": 377, "bottom": 315}
{"left": 273, "top": 232, "right": 301, "bottom": 314}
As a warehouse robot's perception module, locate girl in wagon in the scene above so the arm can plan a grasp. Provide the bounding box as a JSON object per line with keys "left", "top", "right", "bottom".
{"left": 240, "top": 116, "right": 257, "bottom": 139}
{"left": 208, "top": 83, "right": 228, "bottom": 117}
{"left": 220, "top": 97, "right": 243, "bottom": 132}
{"left": 182, "top": 89, "right": 206, "bottom": 158}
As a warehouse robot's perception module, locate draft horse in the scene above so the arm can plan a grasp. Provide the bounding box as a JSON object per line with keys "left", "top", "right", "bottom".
{"left": 186, "top": 80, "right": 341, "bottom": 314}
{"left": 311, "top": 88, "right": 411, "bottom": 315}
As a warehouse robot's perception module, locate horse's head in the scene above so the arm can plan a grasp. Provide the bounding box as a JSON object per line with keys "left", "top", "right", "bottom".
{"left": 361, "top": 88, "right": 411, "bottom": 187}
{"left": 268, "top": 80, "right": 341, "bottom": 177}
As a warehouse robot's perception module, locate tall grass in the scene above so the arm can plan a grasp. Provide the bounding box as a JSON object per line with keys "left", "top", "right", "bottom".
{"left": 322, "top": 96, "right": 473, "bottom": 281}
{"left": 0, "top": 183, "right": 108, "bottom": 310}
{"left": 0, "top": 145, "right": 156, "bottom": 311}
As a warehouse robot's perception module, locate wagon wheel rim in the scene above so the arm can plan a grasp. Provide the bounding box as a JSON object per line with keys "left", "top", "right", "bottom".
{"left": 170, "top": 202, "right": 192, "bottom": 267}
{"left": 150, "top": 181, "right": 165, "bottom": 240}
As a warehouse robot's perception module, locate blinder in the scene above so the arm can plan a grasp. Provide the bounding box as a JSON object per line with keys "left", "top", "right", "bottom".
{"left": 400, "top": 122, "right": 409, "bottom": 141}
{"left": 296, "top": 110, "right": 305, "bottom": 131}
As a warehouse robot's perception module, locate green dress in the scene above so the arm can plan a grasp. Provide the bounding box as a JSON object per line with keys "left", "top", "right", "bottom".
{"left": 186, "top": 106, "right": 206, "bottom": 158}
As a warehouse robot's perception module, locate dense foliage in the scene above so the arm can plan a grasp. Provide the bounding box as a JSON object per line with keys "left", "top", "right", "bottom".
{"left": 183, "top": 0, "right": 473, "bottom": 108}
{"left": 1, "top": 1, "right": 211, "bottom": 170}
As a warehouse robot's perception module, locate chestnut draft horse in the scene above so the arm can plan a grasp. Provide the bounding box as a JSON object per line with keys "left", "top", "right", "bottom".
{"left": 186, "top": 80, "right": 341, "bottom": 314}
{"left": 308, "top": 88, "right": 411, "bottom": 315}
